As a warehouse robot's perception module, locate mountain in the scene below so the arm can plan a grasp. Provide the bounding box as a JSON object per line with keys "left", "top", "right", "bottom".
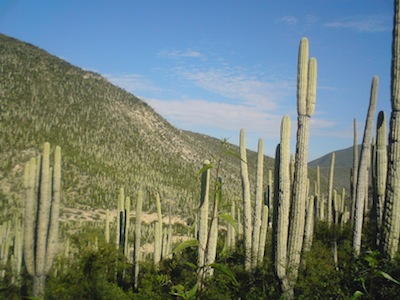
{"left": 0, "top": 34, "right": 275, "bottom": 223}
{"left": 309, "top": 144, "right": 361, "bottom": 194}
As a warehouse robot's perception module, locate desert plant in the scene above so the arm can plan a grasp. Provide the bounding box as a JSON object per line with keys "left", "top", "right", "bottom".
{"left": 273, "top": 115, "right": 293, "bottom": 298}
{"left": 383, "top": 0, "right": 400, "bottom": 260}
{"left": 353, "top": 76, "right": 379, "bottom": 256}
{"left": 23, "top": 142, "right": 61, "bottom": 298}
{"left": 288, "top": 36, "right": 317, "bottom": 287}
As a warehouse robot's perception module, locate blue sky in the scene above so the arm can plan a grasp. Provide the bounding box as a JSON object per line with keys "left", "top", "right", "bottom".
{"left": 0, "top": 0, "right": 394, "bottom": 160}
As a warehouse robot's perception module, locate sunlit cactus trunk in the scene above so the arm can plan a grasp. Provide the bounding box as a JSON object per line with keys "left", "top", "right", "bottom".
{"left": 154, "top": 193, "right": 163, "bottom": 265}
{"left": 251, "top": 138, "right": 264, "bottom": 268}
{"left": 288, "top": 37, "right": 317, "bottom": 286}
{"left": 133, "top": 189, "right": 143, "bottom": 291}
{"left": 23, "top": 143, "right": 61, "bottom": 298}
{"left": 273, "top": 116, "right": 293, "bottom": 299}
{"left": 351, "top": 118, "right": 359, "bottom": 225}
{"left": 105, "top": 209, "right": 110, "bottom": 243}
{"left": 383, "top": 0, "right": 400, "bottom": 259}
{"left": 353, "top": 76, "right": 378, "bottom": 256}
{"left": 198, "top": 160, "right": 210, "bottom": 270}
{"left": 124, "top": 196, "right": 131, "bottom": 258}
{"left": 303, "top": 195, "right": 315, "bottom": 252}
{"left": 239, "top": 129, "right": 252, "bottom": 271}
{"left": 327, "top": 153, "right": 335, "bottom": 225}
{"left": 207, "top": 177, "right": 221, "bottom": 276}
{"left": 257, "top": 199, "right": 269, "bottom": 264}
{"left": 228, "top": 200, "right": 236, "bottom": 249}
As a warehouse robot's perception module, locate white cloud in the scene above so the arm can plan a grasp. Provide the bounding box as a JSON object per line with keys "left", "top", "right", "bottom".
{"left": 144, "top": 97, "right": 285, "bottom": 137}
{"left": 279, "top": 15, "right": 298, "bottom": 26}
{"left": 105, "top": 73, "right": 164, "bottom": 94}
{"left": 177, "top": 68, "right": 294, "bottom": 110}
{"left": 158, "top": 49, "right": 203, "bottom": 58}
{"left": 324, "top": 14, "right": 390, "bottom": 33}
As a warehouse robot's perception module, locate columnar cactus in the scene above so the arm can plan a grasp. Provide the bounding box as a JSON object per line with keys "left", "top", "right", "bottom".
{"left": 133, "top": 189, "right": 143, "bottom": 291}
{"left": 303, "top": 196, "right": 315, "bottom": 252}
{"left": 251, "top": 138, "right": 264, "bottom": 268}
{"left": 198, "top": 160, "right": 210, "bottom": 270}
{"left": 207, "top": 177, "right": 221, "bottom": 276}
{"left": 124, "top": 196, "right": 131, "bottom": 258}
{"left": 353, "top": 76, "right": 378, "bottom": 256}
{"left": 257, "top": 197, "right": 269, "bottom": 264}
{"left": 273, "top": 115, "right": 293, "bottom": 298}
{"left": 23, "top": 142, "right": 61, "bottom": 298}
{"left": 239, "top": 129, "right": 252, "bottom": 271}
{"left": 327, "top": 153, "right": 335, "bottom": 225}
{"left": 116, "top": 187, "right": 125, "bottom": 249}
{"left": 288, "top": 37, "right": 317, "bottom": 285}
{"left": 383, "top": 0, "right": 400, "bottom": 259}
{"left": 373, "top": 111, "right": 387, "bottom": 246}
{"left": 105, "top": 209, "right": 110, "bottom": 243}
{"left": 154, "top": 193, "right": 163, "bottom": 265}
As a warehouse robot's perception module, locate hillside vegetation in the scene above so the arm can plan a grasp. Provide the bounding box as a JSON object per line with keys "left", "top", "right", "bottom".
{"left": 0, "top": 33, "right": 274, "bottom": 222}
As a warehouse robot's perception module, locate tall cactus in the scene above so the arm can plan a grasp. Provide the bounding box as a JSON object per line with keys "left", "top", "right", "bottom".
{"left": 303, "top": 196, "right": 315, "bottom": 252}
{"left": 372, "top": 111, "right": 387, "bottom": 246}
{"left": 382, "top": 0, "right": 400, "bottom": 260}
{"left": 273, "top": 115, "right": 293, "bottom": 299}
{"left": 327, "top": 153, "right": 336, "bottom": 225}
{"left": 154, "top": 193, "right": 163, "bottom": 265}
{"left": 198, "top": 160, "right": 210, "bottom": 270}
{"left": 23, "top": 142, "right": 61, "bottom": 298}
{"left": 133, "top": 189, "right": 143, "bottom": 291}
{"left": 251, "top": 138, "right": 264, "bottom": 268}
{"left": 239, "top": 129, "right": 252, "bottom": 271}
{"left": 353, "top": 76, "right": 378, "bottom": 256}
{"left": 288, "top": 37, "right": 317, "bottom": 285}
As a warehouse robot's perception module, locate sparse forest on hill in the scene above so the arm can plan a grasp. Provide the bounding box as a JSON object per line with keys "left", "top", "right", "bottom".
{"left": 2, "top": 1, "right": 400, "bottom": 298}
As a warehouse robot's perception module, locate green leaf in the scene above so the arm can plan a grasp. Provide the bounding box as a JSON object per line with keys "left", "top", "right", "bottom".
{"left": 171, "top": 239, "right": 199, "bottom": 254}
{"left": 224, "top": 148, "right": 241, "bottom": 161}
{"left": 187, "top": 282, "right": 198, "bottom": 299}
{"left": 379, "top": 271, "right": 400, "bottom": 286}
{"left": 350, "top": 291, "right": 363, "bottom": 300}
{"left": 184, "top": 261, "right": 198, "bottom": 270}
{"left": 219, "top": 213, "right": 238, "bottom": 233}
{"left": 198, "top": 163, "right": 213, "bottom": 176}
{"left": 210, "top": 262, "right": 239, "bottom": 286}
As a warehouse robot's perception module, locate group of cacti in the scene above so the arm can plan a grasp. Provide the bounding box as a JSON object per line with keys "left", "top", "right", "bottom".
{"left": 8, "top": 2, "right": 400, "bottom": 299}
{"left": 349, "top": 0, "right": 400, "bottom": 262}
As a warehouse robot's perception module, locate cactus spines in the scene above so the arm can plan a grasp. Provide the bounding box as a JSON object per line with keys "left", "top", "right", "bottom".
{"left": 383, "top": 0, "right": 400, "bottom": 259}
{"left": 273, "top": 115, "right": 293, "bottom": 298}
{"left": 353, "top": 76, "right": 379, "bottom": 256}
{"left": 23, "top": 143, "right": 61, "bottom": 298}
{"left": 251, "top": 138, "right": 264, "bottom": 268}
{"left": 239, "top": 129, "right": 252, "bottom": 271}
{"left": 288, "top": 36, "right": 317, "bottom": 286}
